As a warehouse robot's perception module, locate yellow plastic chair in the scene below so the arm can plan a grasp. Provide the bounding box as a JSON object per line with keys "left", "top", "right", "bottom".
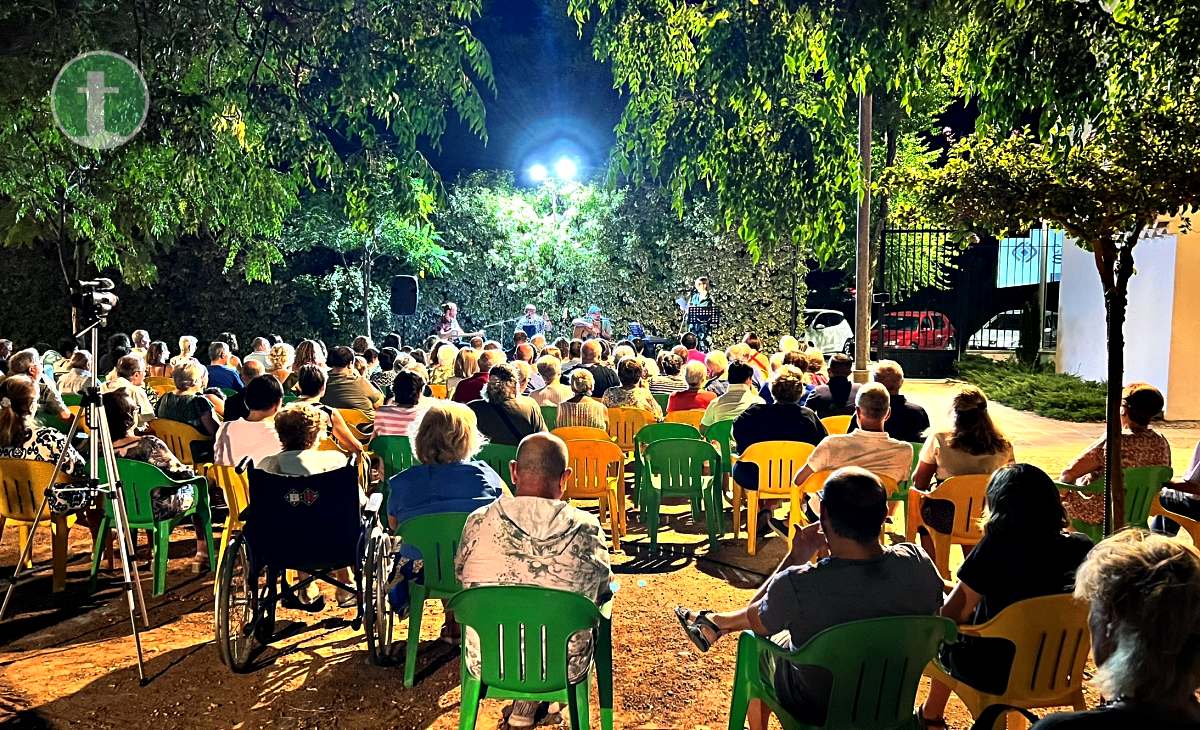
{"left": 428, "top": 383, "right": 448, "bottom": 400}
{"left": 820, "top": 414, "right": 852, "bottom": 435}
{"left": 1150, "top": 493, "right": 1200, "bottom": 544}
{"left": 66, "top": 404, "right": 90, "bottom": 434}
{"left": 0, "top": 458, "right": 77, "bottom": 592}
{"left": 738, "top": 441, "right": 815, "bottom": 556}
{"left": 906, "top": 473, "right": 990, "bottom": 578}
{"left": 563, "top": 439, "right": 627, "bottom": 551}
{"left": 664, "top": 409, "right": 705, "bottom": 430}
{"left": 148, "top": 418, "right": 213, "bottom": 472}
{"left": 210, "top": 465, "right": 249, "bottom": 570}
{"left": 606, "top": 407, "right": 655, "bottom": 454}
{"left": 148, "top": 383, "right": 175, "bottom": 397}
{"left": 336, "top": 408, "right": 372, "bottom": 443}
{"left": 926, "top": 594, "right": 1089, "bottom": 730}
{"left": 552, "top": 426, "right": 613, "bottom": 443}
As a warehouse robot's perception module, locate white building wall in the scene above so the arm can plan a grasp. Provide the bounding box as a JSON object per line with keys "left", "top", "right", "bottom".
{"left": 1056, "top": 235, "right": 1178, "bottom": 409}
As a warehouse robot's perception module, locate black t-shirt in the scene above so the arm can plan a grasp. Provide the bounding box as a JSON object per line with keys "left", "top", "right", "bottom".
{"left": 850, "top": 393, "right": 930, "bottom": 443}
{"left": 733, "top": 402, "right": 827, "bottom": 453}
{"left": 1032, "top": 704, "right": 1200, "bottom": 729}
{"left": 562, "top": 363, "right": 619, "bottom": 397}
{"left": 958, "top": 529, "right": 1094, "bottom": 624}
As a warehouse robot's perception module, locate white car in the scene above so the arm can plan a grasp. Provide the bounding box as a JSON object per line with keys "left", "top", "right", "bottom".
{"left": 968, "top": 309, "right": 1023, "bottom": 349}
{"left": 804, "top": 309, "right": 854, "bottom": 354}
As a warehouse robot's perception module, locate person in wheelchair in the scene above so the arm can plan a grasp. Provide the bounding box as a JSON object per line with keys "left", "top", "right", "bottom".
{"left": 259, "top": 405, "right": 355, "bottom": 608}
{"left": 383, "top": 401, "right": 505, "bottom": 640}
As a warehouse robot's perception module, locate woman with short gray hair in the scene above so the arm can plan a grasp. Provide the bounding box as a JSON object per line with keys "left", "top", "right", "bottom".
{"left": 466, "top": 363, "right": 546, "bottom": 446}
{"left": 155, "top": 358, "right": 221, "bottom": 437}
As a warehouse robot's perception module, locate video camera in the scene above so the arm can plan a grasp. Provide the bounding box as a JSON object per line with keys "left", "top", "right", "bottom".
{"left": 70, "top": 278, "right": 119, "bottom": 321}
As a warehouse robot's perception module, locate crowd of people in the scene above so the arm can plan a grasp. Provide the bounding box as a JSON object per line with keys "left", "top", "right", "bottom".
{"left": 0, "top": 325, "right": 1197, "bottom": 729}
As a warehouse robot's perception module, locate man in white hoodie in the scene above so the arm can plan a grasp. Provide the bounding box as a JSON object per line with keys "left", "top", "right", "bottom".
{"left": 455, "top": 432, "right": 613, "bottom": 728}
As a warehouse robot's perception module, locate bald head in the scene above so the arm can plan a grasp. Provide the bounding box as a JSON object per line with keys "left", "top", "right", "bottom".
{"left": 242, "top": 358, "right": 265, "bottom": 381}
{"left": 581, "top": 339, "right": 602, "bottom": 364}
{"left": 511, "top": 433, "right": 571, "bottom": 499}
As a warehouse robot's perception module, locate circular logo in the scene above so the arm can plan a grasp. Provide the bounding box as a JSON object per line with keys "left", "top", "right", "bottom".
{"left": 51, "top": 51, "right": 148, "bottom": 150}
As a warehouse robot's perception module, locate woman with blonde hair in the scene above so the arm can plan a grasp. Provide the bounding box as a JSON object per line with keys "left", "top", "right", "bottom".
{"left": 282, "top": 339, "right": 325, "bottom": 392}
{"left": 1031, "top": 531, "right": 1200, "bottom": 729}
{"left": 155, "top": 359, "right": 222, "bottom": 439}
{"left": 557, "top": 368, "right": 609, "bottom": 429}
{"left": 384, "top": 400, "right": 505, "bottom": 639}
{"left": 447, "top": 347, "right": 479, "bottom": 399}
{"left": 267, "top": 342, "right": 295, "bottom": 383}
{"left": 429, "top": 341, "right": 457, "bottom": 386}
{"left": 911, "top": 385, "right": 1015, "bottom": 567}
{"left": 169, "top": 335, "right": 198, "bottom": 370}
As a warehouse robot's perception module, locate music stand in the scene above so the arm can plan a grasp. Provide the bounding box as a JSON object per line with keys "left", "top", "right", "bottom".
{"left": 685, "top": 305, "right": 721, "bottom": 329}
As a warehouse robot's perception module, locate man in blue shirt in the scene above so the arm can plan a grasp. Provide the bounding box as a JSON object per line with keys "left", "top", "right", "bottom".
{"left": 206, "top": 341, "right": 245, "bottom": 393}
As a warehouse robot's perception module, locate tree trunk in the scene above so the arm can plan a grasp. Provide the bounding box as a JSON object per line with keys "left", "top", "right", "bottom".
{"left": 363, "top": 248, "right": 373, "bottom": 341}
{"left": 1101, "top": 234, "right": 1139, "bottom": 535}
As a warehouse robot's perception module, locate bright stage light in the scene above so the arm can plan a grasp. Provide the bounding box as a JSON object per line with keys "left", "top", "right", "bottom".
{"left": 528, "top": 163, "right": 548, "bottom": 182}
{"left": 553, "top": 157, "right": 577, "bottom": 181}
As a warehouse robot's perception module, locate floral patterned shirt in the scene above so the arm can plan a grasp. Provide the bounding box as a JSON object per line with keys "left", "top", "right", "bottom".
{"left": 601, "top": 386, "right": 662, "bottom": 420}
{"left": 0, "top": 426, "right": 83, "bottom": 475}
{"left": 455, "top": 496, "right": 612, "bottom": 682}
{"left": 1062, "top": 428, "right": 1172, "bottom": 524}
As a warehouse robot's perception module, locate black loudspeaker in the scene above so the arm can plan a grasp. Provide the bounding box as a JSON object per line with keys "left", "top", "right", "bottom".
{"left": 390, "top": 275, "right": 418, "bottom": 315}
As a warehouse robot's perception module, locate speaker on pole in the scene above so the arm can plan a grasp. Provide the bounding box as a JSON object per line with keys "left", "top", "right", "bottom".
{"left": 390, "top": 275, "right": 418, "bottom": 316}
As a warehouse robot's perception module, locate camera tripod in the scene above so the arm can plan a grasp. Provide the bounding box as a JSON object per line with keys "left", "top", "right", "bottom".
{"left": 0, "top": 315, "right": 149, "bottom": 683}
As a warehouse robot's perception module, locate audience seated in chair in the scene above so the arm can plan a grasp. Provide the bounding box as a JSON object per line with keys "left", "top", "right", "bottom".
{"left": 674, "top": 468, "right": 943, "bottom": 730}
{"left": 1029, "top": 531, "right": 1200, "bottom": 729}
{"left": 156, "top": 359, "right": 221, "bottom": 438}
{"left": 921, "top": 464, "right": 1093, "bottom": 728}
{"left": 733, "top": 365, "right": 828, "bottom": 533}
{"left": 219, "top": 358, "right": 265, "bottom": 422}
{"left": 911, "top": 385, "right": 1014, "bottom": 565}
{"left": 100, "top": 353, "right": 156, "bottom": 425}
{"left": 791, "top": 382, "right": 914, "bottom": 493}
{"left": 6, "top": 348, "right": 71, "bottom": 423}
{"left": 848, "top": 360, "right": 930, "bottom": 442}
{"left": 530, "top": 356, "right": 573, "bottom": 407}
{"left": 287, "top": 365, "right": 365, "bottom": 455}
{"left": 1060, "top": 382, "right": 1171, "bottom": 527}
{"left": 452, "top": 348, "right": 504, "bottom": 404}
{"left": 703, "top": 350, "right": 729, "bottom": 396}
{"left": 258, "top": 405, "right": 348, "bottom": 477}
{"left": 321, "top": 345, "right": 383, "bottom": 416}
{"left": 1153, "top": 438, "right": 1200, "bottom": 536}
{"left": 57, "top": 349, "right": 94, "bottom": 396}
{"left": 0, "top": 375, "right": 85, "bottom": 513}
{"left": 214, "top": 374, "right": 283, "bottom": 466}
{"left": 805, "top": 353, "right": 857, "bottom": 418}
{"left": 667, "top": 361, "right": 717, "bottom": 413}
{"left": 561, "top": 340, "right": 618, "bottom": 397}
{"left": 455, "top": 432, "right": 613, "bottom": 729}
{"left": 206, "top": 341, "right": 245, "bottom": 394}
{"left": 468, "top": 363, "right": 546, "bottom": 446}
{"left": 700, "top": 361, "right": 763, "bottom": 431}
{"left": 373, "top": 370, "right": 431, "bottom": 439}
{"left": 601, "top": 358, "right": 662, "bottom": 420}
{"left": 648, "top": 353, "right": 688, "bottom": 395}
{"left": 104, "top": 389, "right": 210, "bottom": 571}
{"left": 556, "top": 369, "right": 608, "bottom": 430}
{"left": 756, "top": 350, "right": 810, "bottom": 406}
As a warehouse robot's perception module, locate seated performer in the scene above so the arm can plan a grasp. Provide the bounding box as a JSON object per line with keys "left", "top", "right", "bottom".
{"left": 435, "top": 302, "right": 464, "bottom": 340}
{"left": 571, "top": 306, "right": 613, "bottom": 341}
{"left": 514, "top": 304, "right": 552, "bottom": 339}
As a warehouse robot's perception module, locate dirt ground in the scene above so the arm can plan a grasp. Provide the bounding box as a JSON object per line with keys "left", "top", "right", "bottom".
{"left": 0, "top": 381, "right": 1195, "bottom": 729}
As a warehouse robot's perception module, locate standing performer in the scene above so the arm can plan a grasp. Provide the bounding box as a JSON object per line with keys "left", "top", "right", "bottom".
{"left": 685, "top": 276, "right": 714, "bottom": 350}
{"left": 514, "top": 304, "right": 552, "bottom": 339}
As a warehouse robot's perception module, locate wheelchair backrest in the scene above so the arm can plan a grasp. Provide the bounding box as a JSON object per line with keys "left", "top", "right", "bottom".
{"left": 244, "top": 462, "right": 363, "bottom": 572}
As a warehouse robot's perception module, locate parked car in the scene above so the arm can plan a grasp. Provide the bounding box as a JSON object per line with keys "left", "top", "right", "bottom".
{"left": 968, "top": 309, "right": 1023, "bottom": 349}
{"left": 968, "top": 309, "right": 1058, "bottom": 350}
{"left": 803, "top": 309, "right": 854, "bottom": 354}
{"left": 870, "top": 310, "right": 956, "bottom": 350}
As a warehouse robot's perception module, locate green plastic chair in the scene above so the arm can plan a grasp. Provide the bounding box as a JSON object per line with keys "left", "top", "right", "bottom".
{"left": 728, "top": 616, "right": 957, "bottom": 730}
{"left": 396, "top": 512, "right": 470, "bottom": 687}
{"left": 282, "top": 394, "right": 300, "bottom": 405}
{"left": 373, "top": 435, "right": 417, "bottom": 480}
{"left": 642, "top": 438, "right": 722, "bottom": 553}
{"left": 632, "top": 422, "right": 702, "bottom": 509}
{"left": 652, "top": 392, "right": 670, "bottom": 413}
{"left": 1067, "top": 465, "right": 1174, "bottom": 542}
{"left": 888, "top": 441, "right": 924, "bottom": 530}
{"left": 90, "top": 458, "right": 215, "bottom": 597}
{"left": 541, "top": 404, "right": 559, "bottom": 430}
{"left": 218, "top": 387, "right": 238, "bottom": 398}
{"left": 61, "top": 392, "right": 82, "bottom": 407}
{"left": 451, "top": 586, "right": 614, "bottom": 730}
{"left": 477, "top": 443, "right": 518, "bottom": 486}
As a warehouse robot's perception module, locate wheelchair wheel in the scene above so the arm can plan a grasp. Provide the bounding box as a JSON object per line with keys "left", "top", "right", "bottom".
{"left": 216, "top": 533, "right": 260, "bottom": 672}
{"left": 363, "top": 531, "right": 395, "bottom": 665}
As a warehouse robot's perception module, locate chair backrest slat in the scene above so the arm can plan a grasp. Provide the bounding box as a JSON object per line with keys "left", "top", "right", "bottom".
{"left": 926, "top": 474, "right": 990, "bottom": 541}
{"left": 397, "top": 512, "right": 470, "bottom": 596}
{"left": 372, "top": 435, "right": 417, "bottom": 480}
{"left": 0, "top": 458, "right": 69, "bottom": 521}
{"left": 477, "top": 443, "right": 518, "bottom": 486}
{"left": 644, "top": 438, "right": 718, "bottom": 495}
{"left": 739, "top": 441, "right": 815, "bottom": 495}
{"left": 149, "top": 418, "right": 211, "bottom": 466}
{"left": 971, "top": 594, "right": 1090, "bottom": 702}
{"left": 607, "top": 407, "right": 654, "bottom": 452}
{"left": 564, "top": 439, "right": 624, "bottom": 499}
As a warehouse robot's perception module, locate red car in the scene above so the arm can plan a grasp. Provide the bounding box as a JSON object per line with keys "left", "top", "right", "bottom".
{"left": 871, "top": 310, "right": 957, "bottom": 350}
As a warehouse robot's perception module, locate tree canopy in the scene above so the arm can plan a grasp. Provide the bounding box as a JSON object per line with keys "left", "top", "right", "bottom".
{"left": 0, "top": 0, "right": 493, "bottom": 286}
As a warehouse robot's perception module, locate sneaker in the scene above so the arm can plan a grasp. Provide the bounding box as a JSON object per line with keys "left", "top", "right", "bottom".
{"left": 505, "top": 700, "right": 542, "bottom": 728}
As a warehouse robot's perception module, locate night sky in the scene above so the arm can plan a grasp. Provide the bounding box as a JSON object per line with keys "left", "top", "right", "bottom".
{"left": 428, "top": 0, "right": 624, "bottom": 183}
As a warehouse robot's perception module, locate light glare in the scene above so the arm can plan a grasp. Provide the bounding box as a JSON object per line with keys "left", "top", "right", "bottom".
{"left": 554, "top": 157, "right": 577, "bottom": 181}
{"left": 528, "top": 163, "right": 548, "bottom": 182}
